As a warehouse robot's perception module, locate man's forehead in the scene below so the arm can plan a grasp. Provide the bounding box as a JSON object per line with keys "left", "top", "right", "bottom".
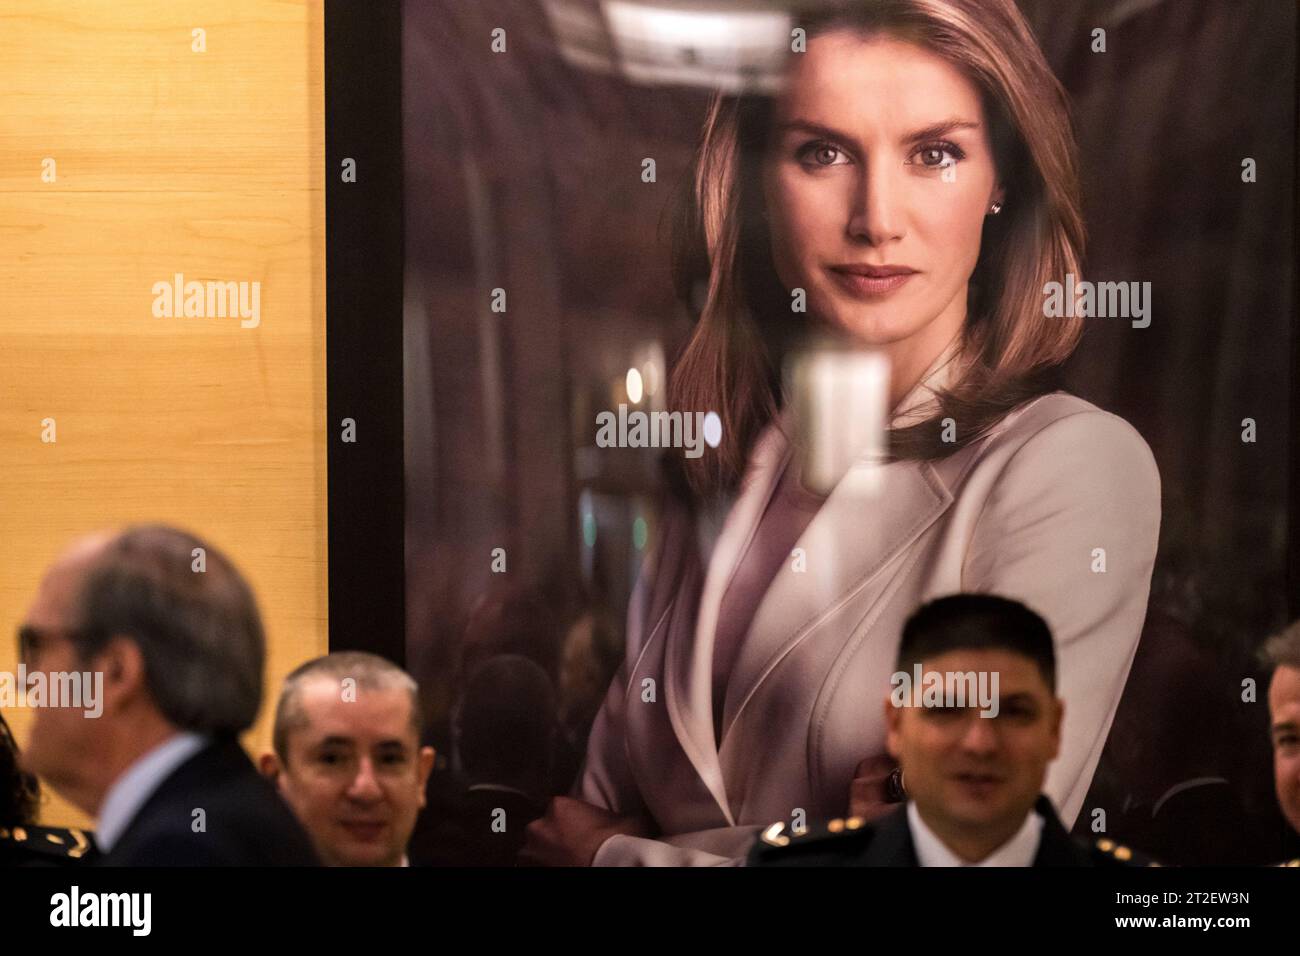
{"left": 917, "top": 648, "right": 1049, "bottom": 689}
{"left": 25, "top": 534, "right": 114, "bottom": 623}
{"left": 295, "top": 675, "right": 415, "bottom": 730}
{"left": 1269, "top": 666, "right": 1300, "bottom": 708}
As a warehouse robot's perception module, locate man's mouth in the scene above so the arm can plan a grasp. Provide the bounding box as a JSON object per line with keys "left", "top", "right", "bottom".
{"left": 339, "top": 820, "right": 388, "bottom": 841}
{"left": 951, "top": 772, "right": 1005, "bottom": 797}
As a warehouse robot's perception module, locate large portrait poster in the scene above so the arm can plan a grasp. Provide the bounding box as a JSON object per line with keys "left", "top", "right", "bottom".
{"left": 401, "top": 0, "right": 1296, "bottom": 867}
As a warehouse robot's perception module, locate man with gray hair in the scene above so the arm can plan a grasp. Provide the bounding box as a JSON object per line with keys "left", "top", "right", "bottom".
{"left": 19, "top": 525, "right": 318, "bottom": 865}
{"left": 1262, "top": 620, "right": 1300, "bottom": 860}
{"left": 260, "top": 652, "right": 434, "bottom": 866}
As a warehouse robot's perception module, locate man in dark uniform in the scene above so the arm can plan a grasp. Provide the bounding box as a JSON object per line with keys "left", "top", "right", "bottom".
{"left": 750, "top": 594, "right": 1156, "bottom": 867}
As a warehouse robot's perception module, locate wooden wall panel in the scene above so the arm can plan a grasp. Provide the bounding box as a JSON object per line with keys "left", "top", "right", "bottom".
{"left": 0, "top": 0, "right": 326, "bottom": 828}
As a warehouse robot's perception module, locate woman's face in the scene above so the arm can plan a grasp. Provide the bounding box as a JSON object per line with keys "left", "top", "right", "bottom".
{"left": 763, "top": 32, "right": 1003, "bottom": 362}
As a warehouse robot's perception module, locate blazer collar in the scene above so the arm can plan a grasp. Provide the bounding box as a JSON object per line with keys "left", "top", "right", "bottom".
{"left": 857, "top": 795, "right": 1078, "bottom": 867}
{"left": 663, "top": 338, "right": 966, "bottom": 813}
{"left": 888, "top": 331, "right": 965, "bottom": 428}
{"left": 717, "top": 339, "right": 966, "bottom": 745}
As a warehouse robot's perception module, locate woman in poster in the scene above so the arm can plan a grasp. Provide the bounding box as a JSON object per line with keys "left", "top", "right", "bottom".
{"left": 523, "top": 0, "right": 1160, "bottom": 866}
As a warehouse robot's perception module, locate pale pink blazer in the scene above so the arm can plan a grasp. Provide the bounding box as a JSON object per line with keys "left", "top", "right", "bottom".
{"left": 578, "top": 347, "right": 1161, "bottom": 865}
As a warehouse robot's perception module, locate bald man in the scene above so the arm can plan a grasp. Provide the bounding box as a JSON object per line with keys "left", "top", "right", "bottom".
{"left": 260, "top": 653, "right": 434, "bottom": 867}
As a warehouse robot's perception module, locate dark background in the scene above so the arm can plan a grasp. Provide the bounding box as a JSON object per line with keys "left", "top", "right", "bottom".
{"left": 395, "top": 0, "right": 1297, "bottom": 864}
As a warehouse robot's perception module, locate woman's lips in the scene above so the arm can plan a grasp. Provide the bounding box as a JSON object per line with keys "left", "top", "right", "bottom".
{"left": 827, "top": 267, "right": 916, "bottom": 298}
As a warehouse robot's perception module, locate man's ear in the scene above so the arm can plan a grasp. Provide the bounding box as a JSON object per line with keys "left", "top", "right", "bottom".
{"left": 1048, "top": 698, "right": 1064, "bottom": 760}
{"left": 883, "top": 694, "right": 903, "bottom": 761}
{"left": 94, "top": 634, "right": 147, "bottom": 710}
{"left": 416, "top": 746, "right": 435, "bottom": 808}
{"left": 258, "top": 752, "right": 282, "bottom": 781}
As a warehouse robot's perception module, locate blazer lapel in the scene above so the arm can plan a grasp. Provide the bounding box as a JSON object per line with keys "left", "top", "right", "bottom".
{"left": 1031, "top": 795, "right": 1090, "bottom": 866}
{"left": 662, "top": 419, "right": 790, "bottom": 826}
{"left": 718, "top": 339, "right": 963, "bottom": 748}
{"left": 856, "top": 804, "right": 919, "bottom": 866}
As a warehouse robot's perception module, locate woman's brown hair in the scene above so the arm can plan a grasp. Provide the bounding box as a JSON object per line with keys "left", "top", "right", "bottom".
{"left": 668, "top": 0, "right": 1086, "bottom": 498}
{"left": 1, "top": 711, "right": 40, "bottom": 827}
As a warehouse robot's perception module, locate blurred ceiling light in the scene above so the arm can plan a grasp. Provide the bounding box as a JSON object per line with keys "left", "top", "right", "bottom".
{"left": 632, "top": 340, "right": 665, "bottom": 404}
{"left": 641, "top": 358, "right": 660, "bottom": 396}
{"left": 626, "top": 367, "right": 645, "bottom": 403}
{"left": 543, "top": 0, "right": 793, "bottom": 92}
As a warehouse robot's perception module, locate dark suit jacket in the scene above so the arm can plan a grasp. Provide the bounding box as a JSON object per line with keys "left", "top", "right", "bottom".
{"left": 99, "top": 736, "right": 318, "bottom": 866}
{"left": 748, "top": 796, "right": 1146, "bottom": 867}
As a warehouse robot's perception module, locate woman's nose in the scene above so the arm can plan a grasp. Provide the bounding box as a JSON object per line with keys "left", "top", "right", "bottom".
{"left": 846, "top": 161, "right": 905, "bottom": 246}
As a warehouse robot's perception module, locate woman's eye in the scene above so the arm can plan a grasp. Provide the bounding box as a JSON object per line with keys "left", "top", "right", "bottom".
{"left": 798, "top": 141, "right": 848, "bottom": 167}
{"left": 910, "top": 141, "right": 965, "bottom": 170}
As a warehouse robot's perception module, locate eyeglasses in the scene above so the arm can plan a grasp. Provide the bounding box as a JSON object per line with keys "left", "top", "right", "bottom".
{"left": 15, "top": 624, "right": 95, "bottom": 664}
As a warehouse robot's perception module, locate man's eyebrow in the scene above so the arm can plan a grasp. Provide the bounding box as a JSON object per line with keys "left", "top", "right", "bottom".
{"left": 774, "top": 117, "right": 981, "bottom": 146}
{"left": 316, "top": 735, "right": 356, "bottom": 748}
{"left": 1273, "top": 720, "right": 1299, "bottom": 734}
{"left": 999, "top": 692, "right": 1040, "bottom": 706}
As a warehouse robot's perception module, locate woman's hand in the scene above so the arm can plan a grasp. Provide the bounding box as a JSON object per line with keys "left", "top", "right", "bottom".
{"left": 519, "top": 796, "right": 654, "bottom": 866}
{"left": 848, "top": 753, "right": 902, "bottom": 823}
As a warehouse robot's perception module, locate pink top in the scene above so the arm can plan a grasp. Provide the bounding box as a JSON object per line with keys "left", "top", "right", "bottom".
{"left": 711, "top": 451, "right": 827, "bottom": 743}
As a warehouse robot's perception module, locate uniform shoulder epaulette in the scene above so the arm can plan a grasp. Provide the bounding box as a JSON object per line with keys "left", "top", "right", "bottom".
{"left": 750, "top": 816, "right": 874, "bottom": 863}
{"left": 1091, "top": 837, "right": 1161, "bottom": 867}
{"left": 0, "top": 824, "right": 95, "bottom": 861}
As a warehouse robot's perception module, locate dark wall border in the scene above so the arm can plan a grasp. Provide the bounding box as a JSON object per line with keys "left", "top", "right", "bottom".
{"left": 1290, "top": 1, "right": 1300, "bottom": 622}
{"left": 325, "top": 0, "right": 405, "bottom": 664}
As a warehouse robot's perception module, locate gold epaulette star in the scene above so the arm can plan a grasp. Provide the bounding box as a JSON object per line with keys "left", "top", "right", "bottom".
{"left": 1095, "top": 837, "right": 1133, "bottom": 861}
{"left": 1, "top": 824, "right": 92, "bottom": 858}
{"left": 761, "top": 816, "right": 869, "bottom": 847}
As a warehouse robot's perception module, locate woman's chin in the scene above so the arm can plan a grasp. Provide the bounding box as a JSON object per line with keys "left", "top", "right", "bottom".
{"left": 820, "top": 310, "right": 925, "bottom": 349}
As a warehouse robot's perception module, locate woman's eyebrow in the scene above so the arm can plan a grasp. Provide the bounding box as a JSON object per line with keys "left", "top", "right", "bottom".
{"left": 775, "top": 117, "right": 981, "bottom": 146}
{"left": 904, "top": 119, "right": 981, "bottom": 142}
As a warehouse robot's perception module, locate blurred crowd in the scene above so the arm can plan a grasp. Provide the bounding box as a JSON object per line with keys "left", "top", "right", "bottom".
{"left": 2, "top": 523, "right": 1297, "bottom": 868}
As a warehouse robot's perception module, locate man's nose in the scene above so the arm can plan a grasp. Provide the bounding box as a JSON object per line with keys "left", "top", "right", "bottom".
{"left": 347, "top": 759, "right": 383, "bottom": 801}
{"left": 847, "top": 160, "right": 905, "bottom": 246}
{"left": 957, "top": 711, "right": 1000, "bottom": 754}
